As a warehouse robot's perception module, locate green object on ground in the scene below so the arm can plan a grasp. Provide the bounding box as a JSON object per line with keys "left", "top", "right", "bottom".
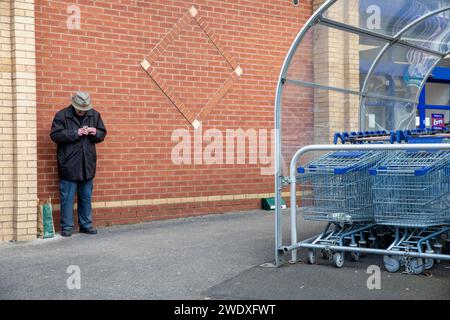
{"left": 42, "top": 203, "right": 55, "bottom": 239}
{"left": 261, "top": 197, "right": 286, "bottom": 211}
{"left": 38, "top": 201, "right": 55, "bottom": 239}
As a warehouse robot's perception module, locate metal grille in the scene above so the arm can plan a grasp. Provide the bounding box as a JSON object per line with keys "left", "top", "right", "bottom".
{"left": 298, "top": 151, "right": 385, "bottom": 223}
{"left": 372, "top": 150, "right": 450, "bottom": 227}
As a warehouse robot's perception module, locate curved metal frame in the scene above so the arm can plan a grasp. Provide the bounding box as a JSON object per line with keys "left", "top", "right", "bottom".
{"left": 274, "top": 0, "right": 337, "bottom": 266}
{"left": 274, "top": 0, "right": 450, "bottom": 267}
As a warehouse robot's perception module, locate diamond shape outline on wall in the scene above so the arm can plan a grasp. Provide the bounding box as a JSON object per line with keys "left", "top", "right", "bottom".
{"left": 140, "top": 6, "right": 243, "bottom": 130}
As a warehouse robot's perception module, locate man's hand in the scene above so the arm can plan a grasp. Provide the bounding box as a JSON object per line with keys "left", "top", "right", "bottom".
{"left": 87, "top": 127, "right": 97, "bottom": 136}
{"left": 78, "top": 127, "right": 89, "bottom": 136}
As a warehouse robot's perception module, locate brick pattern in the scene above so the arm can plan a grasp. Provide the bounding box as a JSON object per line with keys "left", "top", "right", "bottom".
{"left": 2, "top": 0, "right": 371, "bottom": 240}
{"left": 35, "top": 0, "right": 313, "bottom": 231}
{"left": 11, "top": 0, "right": 37, "bottom": 241}
{"left": 50, "top": 190, "right": 302, "bottom": 230}
{"left": 57, "top": 198, "right": 264, "bottom": 231}
{"left": 0, "top": 0, "right": 37, "bottom": 242}
{"left": 279, "top": 0, "right": 361, "bottom": 171}
{"left": 52, "top": 191, "right": 279, "bottom": 211}
{"left": 141, "top": 6, "right": 242, "bottom": 129}
{"left": 280, "top": 31, "right": 314, "bottom": 170}
{"left": 0, "top": 0, "right": 14, "bottom": 242}
{"left": 312, "top": 0, "right": 360, "bottom": 144}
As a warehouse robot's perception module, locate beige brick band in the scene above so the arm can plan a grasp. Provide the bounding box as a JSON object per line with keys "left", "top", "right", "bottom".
{"left": 51, "top": 192, "right": 301, "bottom": 211}
{"left": 0, "top": 0, "right": 37, "bottom": 242}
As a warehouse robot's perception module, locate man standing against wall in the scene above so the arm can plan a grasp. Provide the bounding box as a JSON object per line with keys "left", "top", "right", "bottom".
{"left": 50, "top": 92, "right": 107, "bottom": 237}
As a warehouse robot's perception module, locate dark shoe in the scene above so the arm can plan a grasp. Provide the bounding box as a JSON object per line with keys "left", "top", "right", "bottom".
{"left": 79, "top": 227, "right": 98, "bottom": 235}
{"left": 61, "top": 230, "right": 72, "bottom": 237}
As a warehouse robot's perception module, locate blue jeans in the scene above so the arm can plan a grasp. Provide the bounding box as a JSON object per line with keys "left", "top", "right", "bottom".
{"left": 60, "top": 179, "right": 94, "bottom": 231}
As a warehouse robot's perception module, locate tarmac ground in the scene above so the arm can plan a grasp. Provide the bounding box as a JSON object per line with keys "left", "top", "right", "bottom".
{"left": 0, "top": 210, "right": 448, "bottom": 300}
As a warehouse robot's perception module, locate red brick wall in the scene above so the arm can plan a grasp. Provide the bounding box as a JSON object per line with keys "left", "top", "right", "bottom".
{"left": 35, "top": 0, "right": 313, "bottom": 228}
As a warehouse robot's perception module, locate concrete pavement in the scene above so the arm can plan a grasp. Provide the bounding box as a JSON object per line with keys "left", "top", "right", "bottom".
{"left": 0, "top": 210, "right": 448, "bottom": 300}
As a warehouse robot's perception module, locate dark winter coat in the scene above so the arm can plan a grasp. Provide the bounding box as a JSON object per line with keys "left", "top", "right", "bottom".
{"left": 50, "top": 106, "right": 107, "bottom": 181}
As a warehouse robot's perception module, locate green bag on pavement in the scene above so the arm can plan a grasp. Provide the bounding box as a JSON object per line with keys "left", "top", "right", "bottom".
{"left": 37, "top": 199, "right": 55, "bottom": 239}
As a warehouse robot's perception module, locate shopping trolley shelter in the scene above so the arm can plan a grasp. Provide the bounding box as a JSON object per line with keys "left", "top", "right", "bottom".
{"left": 275, "top": 0, "right": 450, "bottom": 275}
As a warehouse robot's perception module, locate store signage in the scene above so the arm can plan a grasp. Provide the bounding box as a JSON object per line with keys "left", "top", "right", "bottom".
{"left": 432, "top": 114, "right": 445, "bottom": 128}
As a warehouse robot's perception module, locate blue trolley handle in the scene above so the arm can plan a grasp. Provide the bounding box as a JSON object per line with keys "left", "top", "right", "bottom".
{"left": 333, "top": 132, "right": 344, "bottom": 145}
{"left": 395, "top": 130, "right": 403, "bottom": 143}
{"left": 404, "top": 130, "right": 412, "bottom": 142}
{"left": 389, "top": 131, "right": 396, "bottom": 144}
{"left": 396, "top": 130, "right": 411, "bottom": 143}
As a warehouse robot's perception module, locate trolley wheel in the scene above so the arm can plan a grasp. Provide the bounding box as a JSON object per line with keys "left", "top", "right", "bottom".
{"left": 383, "top": 255, "right": 400, "bottom": 273}
{"left": 434, "top": 244, "right": 443, "bottom": 264}
{"left": 351, "top": 251, "right": 360, "bottom": 262}
{"left": 307, "top": 250, "right": 316, "bottom": 265}
{"left": 424, "top": 259, "right": 434, "bottom": 270}
{"left": 399, "top": 256, "right": 406, "bottom": 267}
{"left": 333, "top": 252, "right": 345, "bottom": 268}
{"left": 409, "top": 258, "right": 425, "bottom": 275}
{"left": 391, "top": 249, "right": 406, "bottom": 267}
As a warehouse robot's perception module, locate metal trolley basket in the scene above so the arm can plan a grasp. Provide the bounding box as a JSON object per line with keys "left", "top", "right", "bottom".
{"left": 370, "top": 148, "right": 450, "bottom": 274}
{"left": 296, "top": 150, "right": 385, "bottom": 267}
{"left": 298, "top": 151, "right": 384, "bottom": 224}
{"left": 279, "top": 130, "right": 450, "bottom": 274}
{"left": 371, "top": 150, "right": 450, "bottom": 228}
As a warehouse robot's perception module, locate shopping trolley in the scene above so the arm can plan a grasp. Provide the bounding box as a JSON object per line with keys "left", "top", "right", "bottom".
{"left": 285, "top": 131, "right": 450, "bottom": 275}
{"left": 297, "top": 150, "right": 385, "bottom": 267}
{"left": 370, "top": 147, "right": 450, "bottom": 274}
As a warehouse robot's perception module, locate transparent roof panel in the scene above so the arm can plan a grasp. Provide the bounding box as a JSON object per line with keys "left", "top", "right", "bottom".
{"left": 401, "top": 9, "right": 450, "bottom": 54}
{"left": 276, "top": 0, "right": 450, "bottom": 168}
{"left": 361, "top": 96, "right": 417, "bottom": 131}
{"left": 364, "top": 43, "right": 441, "bottom": 101}
{"left": 276, "top": 0, "right": 450, "bottom": 177}
{"left": 323, "top": 0, "right": 450, "bottom": 37}
{"left": 280, "top": 83, "right": 360, "bottom": 172}
{"left": 286, "top": 22, "right": 387, "bottom": 93}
